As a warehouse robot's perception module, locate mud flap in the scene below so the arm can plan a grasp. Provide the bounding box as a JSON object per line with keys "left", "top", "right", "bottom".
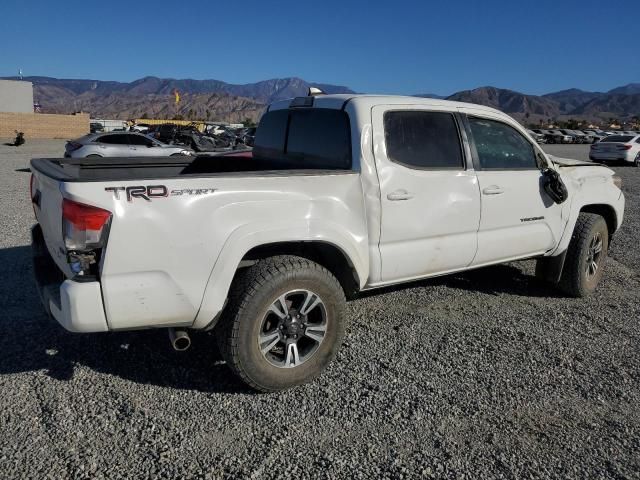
{"left": 535, "top": 249, "right": 568, "bottom": 284}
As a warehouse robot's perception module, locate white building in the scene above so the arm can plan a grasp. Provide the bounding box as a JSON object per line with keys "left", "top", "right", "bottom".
{"left": 0, "top": 80, "right": 34, "bottom": 113}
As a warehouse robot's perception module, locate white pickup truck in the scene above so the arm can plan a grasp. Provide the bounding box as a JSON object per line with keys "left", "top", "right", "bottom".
{"left": 31, "top": 93, "right": 625, "bottom": 391}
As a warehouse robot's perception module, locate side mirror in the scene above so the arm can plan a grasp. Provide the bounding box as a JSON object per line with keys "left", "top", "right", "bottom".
{"left": 542, "top": 168, "right": 568, "bottom": 204}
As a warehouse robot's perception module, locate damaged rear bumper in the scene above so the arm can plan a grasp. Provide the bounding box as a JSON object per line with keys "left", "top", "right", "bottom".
{"left": 31, "top": 225, "right": 109, "bottom": 333}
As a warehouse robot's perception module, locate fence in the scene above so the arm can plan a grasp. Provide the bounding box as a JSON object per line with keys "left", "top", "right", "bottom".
{"left": 0, "top": 111, "right": 89, "bottom": 139}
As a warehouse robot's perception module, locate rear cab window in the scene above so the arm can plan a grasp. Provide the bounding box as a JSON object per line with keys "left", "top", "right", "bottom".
{"left": 254, "top": 108, "right": 351, "bottom": 169}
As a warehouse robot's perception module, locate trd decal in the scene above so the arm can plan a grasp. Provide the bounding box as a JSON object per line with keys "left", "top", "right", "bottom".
{"left": 520, "top": 216, "right": 544, "bottom": 223}
{"left": 105, "top": 185, "right": 216, "bottom": 202}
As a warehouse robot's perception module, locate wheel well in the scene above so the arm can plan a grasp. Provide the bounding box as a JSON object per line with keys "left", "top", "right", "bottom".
{"left": 580, "top": 204, "right": 617, "bottom": 235}
{"left": 240, "top": 242, "right": 360, "bottom": 297}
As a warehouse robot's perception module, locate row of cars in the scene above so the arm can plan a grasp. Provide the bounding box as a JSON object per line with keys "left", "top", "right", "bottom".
{"left": 130, "top": 122, "right": 256, "bottom": 151}
{"left": 73, "top": 122, "right": 257, "bottom": 158}
{"left": 527, "top": 128, "right": 640, "bottom": 144}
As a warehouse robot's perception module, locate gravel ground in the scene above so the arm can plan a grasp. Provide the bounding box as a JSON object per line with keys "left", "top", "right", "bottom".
{"left": 0, "top": 140, "right": 638, "bottom": 479}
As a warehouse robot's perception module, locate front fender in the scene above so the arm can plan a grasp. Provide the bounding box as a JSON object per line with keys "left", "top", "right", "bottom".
{"left": 550, "top": 168, "right": 624, "bottom": 256}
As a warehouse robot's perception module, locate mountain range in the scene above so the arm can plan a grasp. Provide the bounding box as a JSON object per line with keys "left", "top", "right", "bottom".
{"left": 447, "top": 84, "right": 640, "bottom": 124}
{"left": 2, "top": 76, "right": 638, "bottom": 124}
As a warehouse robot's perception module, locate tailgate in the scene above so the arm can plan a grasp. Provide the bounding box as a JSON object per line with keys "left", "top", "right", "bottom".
{"left": 31, "top": 167, "right": 72, "bottom": 277}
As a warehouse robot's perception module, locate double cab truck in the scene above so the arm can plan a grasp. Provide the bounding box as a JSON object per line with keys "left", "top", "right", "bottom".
{"left": 31, "top": 93, "right": 625, "bottom": 391}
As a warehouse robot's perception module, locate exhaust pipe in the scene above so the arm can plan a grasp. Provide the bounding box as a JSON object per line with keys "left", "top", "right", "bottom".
{"left": 168, "top": 328, "right": 191, "bottom": 351}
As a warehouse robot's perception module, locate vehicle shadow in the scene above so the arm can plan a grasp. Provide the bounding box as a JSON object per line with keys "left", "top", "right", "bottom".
{"left": 0, "top": 245, "right": 559, "bottom": 392}
{"left": 0, "top": 245, "right": 250, "bottom": 394}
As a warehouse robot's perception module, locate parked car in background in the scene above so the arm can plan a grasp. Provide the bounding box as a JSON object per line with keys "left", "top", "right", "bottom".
{"left": 559, "top": 129, "right": 584, "bottom": 143}
{"left": 590, "top": 134, "right": 640, "bottom": 166}
{"left": 90, "top": 122, "right": 104, "bottom": 134}
{"left": 64, "top": 132, "right": 194, "bottom": 158}
{"left": 130, "top": 123, "right": 151, "bottom": 133}
{"left": 579, "top": 131, "right": 596, "bottom": 143}
{"left": 238, "top": 127, "right": 256, "bottom": 147}
{"left": 534, "top": 129, "right": 572, "bottom": 144}
{"left": 526, "top": 129, "right": 546, "bottom": 143}
{"left": 532, "top": 129, "right": 554, "bottom": 143}
{"left": 583, "top": 130, "right": 607, "bottom": 142}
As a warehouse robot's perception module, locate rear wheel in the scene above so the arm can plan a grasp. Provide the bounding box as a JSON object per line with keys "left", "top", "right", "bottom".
{"left": 559, "top": 213, "right": 608, "bottom": 297}
{"left": 634, "top": 153, "right": 640, "bottom": 167}
{"left": 216, "top": 255, "right": 346, "bottom": 392}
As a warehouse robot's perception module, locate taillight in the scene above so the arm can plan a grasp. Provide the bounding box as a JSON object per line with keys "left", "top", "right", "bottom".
{"left": 62, "top": 198, "right": 111, "bottom": 251}
{"left": 620, "top": 144, "right": 632, "bottom": 150}
{"left": 66, "top": 141, "right": 82, "bottom": 152}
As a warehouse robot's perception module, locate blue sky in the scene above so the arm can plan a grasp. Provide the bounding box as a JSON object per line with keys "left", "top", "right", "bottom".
{"left": 1, "top": 0, "right": 638, "bottom": 95}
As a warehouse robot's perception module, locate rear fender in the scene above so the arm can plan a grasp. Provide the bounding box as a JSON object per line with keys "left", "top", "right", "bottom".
{"left": 192, "top": 220, "right": 368, "bottom": 329}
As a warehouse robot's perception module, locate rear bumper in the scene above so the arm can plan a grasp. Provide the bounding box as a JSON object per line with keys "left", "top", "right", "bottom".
{"left": 589, "top": 152, "right": 633, "bottom": 162}
{"left": 32, "top": 225, "right": 109, "bottom": 333}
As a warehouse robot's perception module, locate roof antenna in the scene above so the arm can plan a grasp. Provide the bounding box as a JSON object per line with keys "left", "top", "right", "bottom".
{"left": 308, "top": 87, "right": 326, "bottom": 97}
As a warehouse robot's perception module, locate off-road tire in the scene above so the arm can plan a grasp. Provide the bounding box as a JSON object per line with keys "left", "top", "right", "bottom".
{"left": 215, "top": 255, "right": 346, "bottom": 392}
{"left": 559, "top": 213, "right": 608, "bottom": 297}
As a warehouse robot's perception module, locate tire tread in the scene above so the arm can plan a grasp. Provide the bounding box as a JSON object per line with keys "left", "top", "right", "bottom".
{"left": 559, "top": 212, "right": 607, "bottom": 297}
{"left": 216, "top": 255, "right": 345, "bottom": 392}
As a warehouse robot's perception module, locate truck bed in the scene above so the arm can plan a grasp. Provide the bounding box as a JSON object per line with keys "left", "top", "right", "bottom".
{"left": 30, "top": 151, "right": 354, "bottom": 182}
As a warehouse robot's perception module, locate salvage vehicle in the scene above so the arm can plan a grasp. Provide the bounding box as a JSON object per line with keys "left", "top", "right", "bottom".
{"left": 589, "top": 134, "right": 640, "bottom": 166}
{"left": 548, "top": 129, "right": 574, "bottom": 143}
{"left": 154, "top": 123, "right": 239, "bottom": 152}
{"left": 31, "top": 93, "right": 625, "bottom": 391}
{"left": 532, "top": 129, "right": 569, "bottom": 144}
{"left": 64, "top": 132, "right": 193, "bottom": 158}
{"left": 526, "top": 129, "right": 546, "bottom": 144}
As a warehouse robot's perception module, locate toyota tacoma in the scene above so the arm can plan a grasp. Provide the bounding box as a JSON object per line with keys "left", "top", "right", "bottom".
{"left": 31, "top": 92, "right": 625, "bottom": 391}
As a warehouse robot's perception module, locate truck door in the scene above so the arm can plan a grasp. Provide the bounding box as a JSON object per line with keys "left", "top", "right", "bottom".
{"left": 462, "top": 112, "right": 566, "bottom": 266}
{"left": 372, "top": 106, "right": 481, "bottom": 283}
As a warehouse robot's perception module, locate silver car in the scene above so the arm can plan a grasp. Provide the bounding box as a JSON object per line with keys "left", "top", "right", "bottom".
{"left": 64, "top": 132, "right": 194, "bottom": 158}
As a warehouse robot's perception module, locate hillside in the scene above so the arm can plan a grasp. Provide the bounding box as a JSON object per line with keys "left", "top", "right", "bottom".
{"left": 47, "top": 91, "right": 266, "bottom": 123}
{"left": 5, "top": 75, "right": 353, "bottom": 121}
{"left": 2, "top": 75, "right": 638, "bottom": 124}
{"left": 448, "top": 84, "right": 640, "bottom": 123}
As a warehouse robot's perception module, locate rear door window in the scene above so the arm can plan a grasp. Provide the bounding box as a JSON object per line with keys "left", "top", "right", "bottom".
{"left": 128, "top": 135, "right": 153, "bottom": 146}
{"left": 383, "top": 111, "right": 464, "bottom": 169}
{"left": 97, "top": 134, "right": 130, "bottom": 145}
{"left": 601, "top": 136, "right": 633, "bottom": 143}
{"left": 468, "top": 117, "right": 537, "bottom": 170}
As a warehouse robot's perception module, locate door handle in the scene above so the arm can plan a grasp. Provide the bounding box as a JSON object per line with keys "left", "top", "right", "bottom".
{"left": 482, "top": 185, "right": 504, "bottom": 195}
{"left": 387, "top": 189, "right": 414, "bottom": 201}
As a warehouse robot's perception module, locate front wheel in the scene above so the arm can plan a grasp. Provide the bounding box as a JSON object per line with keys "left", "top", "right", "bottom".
{"left": 559, "top": 213, "right": 609, "bottom": 297}
{"left": 216, "top": 255, "right": 346, "bottom": 392}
